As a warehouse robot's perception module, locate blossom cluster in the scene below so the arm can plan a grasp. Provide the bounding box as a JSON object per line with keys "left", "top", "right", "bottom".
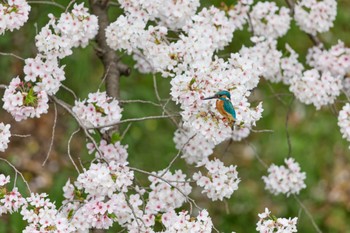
{"left": 262, "top": 158, "right": 306, "bottom": 196}
{"left": 294, "top": 0, "right": 337, "bottom": 35}
{"left": 289, "top": 69, "right": 342, "bottom": 110}
{"left": 2, "top": 3, "right": 99, "bottom": 122}
{"left": 256, "top": 208, "right": 298, "bottom": 233}
{"left": 249, "top": 2, "right": 291, "bottom": 39}
{"left": 161, "top": 209, "right": 213, "bottom": 232}
{"left": 0, "top": 123, "right": 11, "bottom": 152}
{"left": 107, "top": 0, "right": 265, "bottom": 144}
{"left": 87, "top": 139, "right": 128, "bottom": 163}
{"left": 2, "top": 56, "right": 65, "bottom": 121}
{"left": 36, "top": 3, "right": 98, "bottom": 59}
{"left": 338, "top": 103, "right": 350, "bottom": 148}
{"left": 193, "top": 158, "right": 240, "bottom": 201}
{"left": 307, "top": 41, "right": 350, "bottom": 78}
{"left": 171, "top": 55, "right": 263, "bottom": 144}
{"left": 0, "top": 175, "right": 25, "bottom": 216}
{"left": 2, "top": 77, "right": 49, "bottom": 121}
{"left": 75, "top": 162, "right": 133, "bottom": 197}
{"left": 23, "top": 56, "right": 66, "bottom": 95}
{"left": 146, "top": 169, "right": 192, "bottom": 214}
{"left": 21, "top": 193, "right": 74, "bottom": 232}
{"left": 72, "top": 91, "right": 123, "bottom": 133}
{"left": 0, "top": 0, "right": 30, "bottom": 35}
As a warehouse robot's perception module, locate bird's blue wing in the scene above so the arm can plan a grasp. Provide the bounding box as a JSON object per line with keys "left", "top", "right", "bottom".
{"left": 223, "top": 100, "right": 236, "bottom": 120}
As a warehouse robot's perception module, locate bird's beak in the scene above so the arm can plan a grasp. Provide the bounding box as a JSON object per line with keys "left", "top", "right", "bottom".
{"left": 203, "top": 95, "right": 216, "bottom": 100}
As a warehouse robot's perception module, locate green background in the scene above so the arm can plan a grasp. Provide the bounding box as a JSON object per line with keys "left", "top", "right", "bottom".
{"left": 0, "top": 0, "right": 350, "bottom": 232}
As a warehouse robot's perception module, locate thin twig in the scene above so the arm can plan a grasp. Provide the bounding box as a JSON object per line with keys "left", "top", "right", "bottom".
{"left": 160, "top": 133, "right": 197, "bottom": 177}
{"left": 285, "top": 97, "right": 294, "bottom": 157}
{"left": 87, "top": 114, "right": 180, "bottom": 129}
{"left": 245, "top": 141, "right": 268, "bottom": 169}
{"left": 12, "top": 134, "right": 31, "bottom": 137}
{"left": 119, "top": 99, "right": 161, "bottom": 107}
{"left": 266, "top": 82, "right": 288, "bottom": 106}
{"left": 0, "top": 52, "right": 24, "bottom": 60}
{"left": 0, "top": 158, "right": 32, "bottom": 194}
{"left": 251, "top": 129, "right": 274, "bottom": 133}
{"left": 123, "top": 193, "right": 146, "bottom": 229}
{"left": 65, "top": 0, "right": 76, "bottom": 12}
{"left": 152, "top": 74, "right": 161, "bottom": 101}
{"left": 61, "top": 84, "right": 78, "bottom": 100}
{"left": 130, "top": 166, "right": 202, "bottom": 213}
{"left": 121, "top": 123, "right": 132, "bottom": 139}
{"left": 27, "top": 0, "right": 65, "bottom": 10}
{"left": 293, "top": 195, "right": 323, "bottom": 233}
{"left": 98, "top": 64, "right": 111, "bottom": 90}
{"left": 246, "top": 11, "right": 255, "bottom": 35}
{"left": 42, "top": 102, "right": 57, "bottom": 166}
{"left": 152, "top": 74, "right": 180, "bottom": 127}
{"left": 67, "top": 128, "right": 82, "bottom": 174}
{"left": 51, "top": 96, "right": 103, "bottom": 158}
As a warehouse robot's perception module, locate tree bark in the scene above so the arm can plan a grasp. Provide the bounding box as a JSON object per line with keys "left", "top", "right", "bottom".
{"left": 89, "top": 0, "right": 130, "bottom": 141}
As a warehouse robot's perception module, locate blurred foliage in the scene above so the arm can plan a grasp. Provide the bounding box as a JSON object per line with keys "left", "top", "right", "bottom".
{"left": 0, "top": 0, "right": 350, "bottom": 232}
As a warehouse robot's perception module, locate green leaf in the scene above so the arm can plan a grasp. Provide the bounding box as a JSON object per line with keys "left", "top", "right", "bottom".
{"left": 111, "top": 132, "right": 121, "bottom": 143}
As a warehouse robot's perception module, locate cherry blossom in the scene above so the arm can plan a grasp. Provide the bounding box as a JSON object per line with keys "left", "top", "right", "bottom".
{"left": 289, "top": 69, "right": 342, "bottom": 110}
{"left": 338, "top": 103, "right": 350, "bottom": 148}
{"left": 36, "top": 3, "right": 98, "bottom": 59}
{"left": 87, "top": 139, "right": 128, "bottom": 163}
{"left": 0, "top": 187, "right": 25, "bottom": 215}
{"left": 0, "top": 0, "right": 30, "bottom": 35}
{"left": 23, "top": 55, "right": 66, "bottom": 95}
{"left": 72, "top": 91, "right": 123, "bottom": 133}
{"left": 0, "top": 123, "right": 11, "bottom": 152}
{"left": 249, "top": 2, "right": 291, "bottom": 39}
{"left": 75, "top": 162, "right": 134, "bottom": 198}
{"left": 173, "top": 127, "right": 215, "bottom": 165}
{"left": 256, "top": 208, "right": 298, "bottom": 233}
{"left": 3, "top": 77, "right": 49, "bottom": 121}
{"left": 161, "top": 209, "right": 213, "bottom": 232}
{"left": 146, "top": 169, "right": 192, "bottom": 214}
{"left": 262, "top": 158, "right": 306, "bottom": 196}
{"left": 294, "top": 0, "right": 337, "bottom": 35}
{"left": 193, "top": 158, "right": 240, "bottom": 201}
{"left": 307, "top": 41, "right": 350, "bottom": 77}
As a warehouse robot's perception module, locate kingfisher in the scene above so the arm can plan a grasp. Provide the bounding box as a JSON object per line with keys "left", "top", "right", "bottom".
{"left": 203, "top": 90, "right": 236, "bottom": 127}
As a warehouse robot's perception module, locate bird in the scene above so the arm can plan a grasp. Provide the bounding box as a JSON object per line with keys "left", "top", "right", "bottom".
{"left": 203, "top": 90, "right": 236, "bottom": 127}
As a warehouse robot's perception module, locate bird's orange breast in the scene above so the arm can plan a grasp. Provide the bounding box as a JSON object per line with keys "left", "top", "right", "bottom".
{"left": 216, "top": 100, "right": 227, "bottom": 117}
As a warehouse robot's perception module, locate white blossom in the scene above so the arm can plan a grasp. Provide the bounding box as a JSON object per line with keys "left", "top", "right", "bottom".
{"left": 72, "top": 91, "right": 123, "bottom": 133}
{"left": 161, "top": 209, "right": 213, "bottom": 233}
{"left": 289, "top": 69, "right": 342, "bottom": 110}
{"left": 0, "top": 123, "right": 11, "bottom": 152}
{"left": 338, "top": 103, "right": 350, "bottom": 148}
{"left": 262, "top": 158, "right": 306, "bottom": 196}
{"left": 2, "top": 77, "right": 49, "bottom": 121}
{"left": 146, "top": 169, "right": 192, "bottom": 214}
{"left": 294, "top": 0, "right": 337, "bottom": 35}
{"left": 0, "top": 0, "right": 30, "bottom": 35}
{"left": 173, "top": 127, "right": 215, "bottom": 165}
{"left": 307, "top": 41, "right": 350, "bottom": 77}
{"left": 250, "top": 2, "right": 291, "bottom": 39}
{"left": 256, "top": 208, "right": 298, "bottom": 233}
{"left": 193, "top": 158, "right": 240, "bottom": 201}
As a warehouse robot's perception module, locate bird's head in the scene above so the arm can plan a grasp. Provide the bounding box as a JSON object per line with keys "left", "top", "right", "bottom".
{"left": 203, "top": 90, "right": 231, "bottom": 101}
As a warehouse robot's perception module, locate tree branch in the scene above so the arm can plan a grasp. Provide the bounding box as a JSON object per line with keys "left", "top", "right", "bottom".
{"left": 89, "top": 0, "right": 130, "bottom": 141}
